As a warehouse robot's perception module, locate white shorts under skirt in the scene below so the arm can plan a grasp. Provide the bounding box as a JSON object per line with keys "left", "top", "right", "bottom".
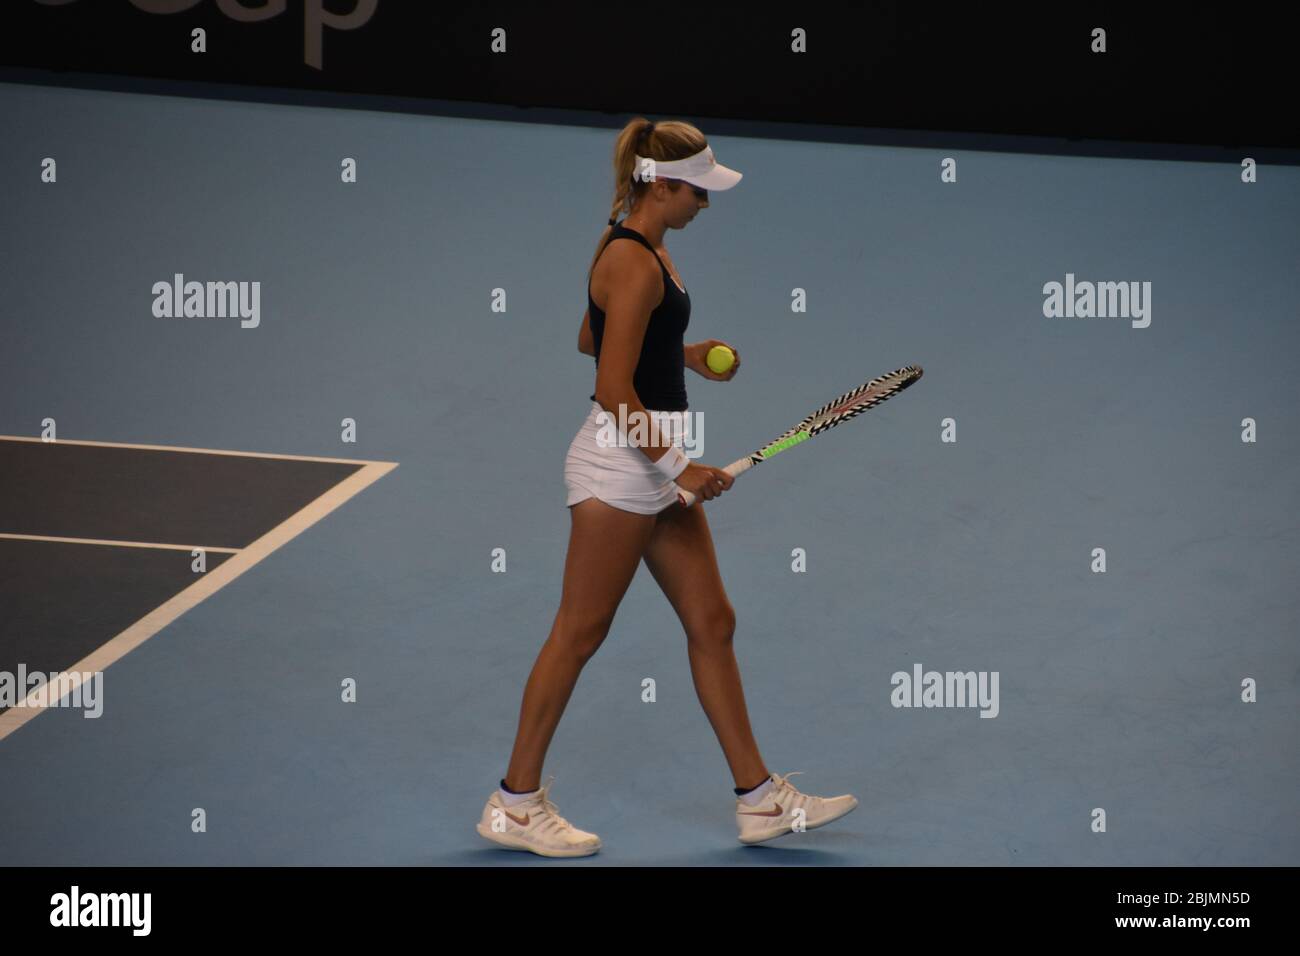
{"left": 565, "top": 400, "right": 690, "bottom": 515}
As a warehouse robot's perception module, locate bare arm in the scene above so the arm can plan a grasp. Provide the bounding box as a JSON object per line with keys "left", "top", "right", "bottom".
{"left": 578, "top": 308, "right": 595, "bottom": 355}
{"left": 592, "top": 243, "right": 675, "bottom": 465}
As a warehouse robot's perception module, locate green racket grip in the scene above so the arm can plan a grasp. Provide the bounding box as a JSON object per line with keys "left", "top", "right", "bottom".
{"left": 674, "top": 454, "right": 756, "bottom": 508}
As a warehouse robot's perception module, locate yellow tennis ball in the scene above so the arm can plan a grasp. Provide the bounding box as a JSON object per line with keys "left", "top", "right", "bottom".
{"left": 706, "top": 345, "right": 735, "bottom": 374}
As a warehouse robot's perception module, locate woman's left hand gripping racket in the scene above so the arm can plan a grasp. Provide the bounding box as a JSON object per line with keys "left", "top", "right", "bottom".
{"left": 674, "top": 364, "right": 923, "bottom": 508}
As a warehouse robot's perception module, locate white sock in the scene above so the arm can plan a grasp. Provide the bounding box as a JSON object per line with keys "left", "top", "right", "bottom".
{"left": 498, "top": 785, "right": 540, "bottom": 807}
{"left": 738, "top": 777, "right": 775, "bottom": 806}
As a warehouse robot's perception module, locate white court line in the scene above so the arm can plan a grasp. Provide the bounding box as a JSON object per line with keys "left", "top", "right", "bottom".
{"left": 0, "top": 434, "right": 392, "bottom": 466}
{"left": 0, "top": 457, "right": 399, "bottom": 742}
{"left": 0, "top": 533, "right": 239, "bottom": 554}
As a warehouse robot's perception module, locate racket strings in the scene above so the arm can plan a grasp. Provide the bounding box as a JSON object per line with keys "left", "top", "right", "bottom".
{"left": 757, "top": 365, "right": 923, "bottom": 459}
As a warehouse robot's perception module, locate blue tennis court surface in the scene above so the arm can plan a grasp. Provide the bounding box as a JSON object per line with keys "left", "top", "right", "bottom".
{"left": 1, "top": 79, "right": 1296, "bottom": 865}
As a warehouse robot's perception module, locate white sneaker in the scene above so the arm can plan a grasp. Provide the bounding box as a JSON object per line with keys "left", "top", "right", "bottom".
{"left": 476, "top": 775, "right": 602, "bottom": 858}
{"left": 736, "top": 771, "right": 858, "bottom": 845}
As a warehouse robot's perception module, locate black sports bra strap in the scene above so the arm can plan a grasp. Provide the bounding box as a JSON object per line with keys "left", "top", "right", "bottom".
{"left": 608, "top": 224, "right": 670, "bottom": 278}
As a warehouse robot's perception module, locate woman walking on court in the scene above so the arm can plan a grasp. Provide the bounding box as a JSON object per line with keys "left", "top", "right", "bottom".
{"left": 477, "top": 118, "right": 858, "bottom": 856}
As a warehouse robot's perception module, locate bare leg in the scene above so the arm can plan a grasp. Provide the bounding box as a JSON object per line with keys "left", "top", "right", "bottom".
{"left": 502, "top": 497, "right": 656, "bottom": 792}
{"left": 641, "top": 501, "right": 769, "bottom": 790}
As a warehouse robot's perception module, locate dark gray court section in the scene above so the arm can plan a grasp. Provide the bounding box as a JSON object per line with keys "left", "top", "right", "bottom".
{"left": 0, "top": 81, "right": 1296, "bottom": 866}
{"left": 0, "top": 439, "right": 363, "bottom": 549}
{"left": 0, "top": 438, "right": 361, "bottom": 715}
{"left": 0, "top": 538, "right": 234, "bottom": 713}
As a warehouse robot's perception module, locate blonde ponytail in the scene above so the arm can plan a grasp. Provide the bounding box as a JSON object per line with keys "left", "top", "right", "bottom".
{"left": 586, "top": 117, "right": 709, "bottom": 284}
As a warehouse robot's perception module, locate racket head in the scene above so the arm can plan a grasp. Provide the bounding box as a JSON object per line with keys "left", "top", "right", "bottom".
{"left": 758, "top": 364, "right": 923, "bottom": 457}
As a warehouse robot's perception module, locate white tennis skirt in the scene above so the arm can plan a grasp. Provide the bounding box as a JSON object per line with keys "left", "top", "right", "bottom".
{"left": 565, "top": 400, "right": 690, "bottom": 514}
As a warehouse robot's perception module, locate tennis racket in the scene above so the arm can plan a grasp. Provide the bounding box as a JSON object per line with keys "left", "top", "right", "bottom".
{"left": 674, "top": 364, "right": 923, "bottom": 507}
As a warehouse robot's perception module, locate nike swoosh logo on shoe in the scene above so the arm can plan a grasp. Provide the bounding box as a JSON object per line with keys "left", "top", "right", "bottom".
{"left": 503, "top": 809, "right": 530, "bottom": 825}
{"left": 737, "top": 802, "right": 784, "bottom": 816}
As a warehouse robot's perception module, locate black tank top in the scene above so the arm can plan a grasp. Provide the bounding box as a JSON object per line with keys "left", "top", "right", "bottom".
{"left": 587, "top": 222, "right": 690, "bottom": 411}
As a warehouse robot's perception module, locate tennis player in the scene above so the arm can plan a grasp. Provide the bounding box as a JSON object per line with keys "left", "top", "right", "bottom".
{"left": 477, "top": 118, "right": 858, "bottom": 857}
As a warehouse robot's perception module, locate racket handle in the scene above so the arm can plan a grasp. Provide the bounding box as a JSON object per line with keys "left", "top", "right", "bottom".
{"left": 674, "top": 456, "right": 755, "bottom": 508}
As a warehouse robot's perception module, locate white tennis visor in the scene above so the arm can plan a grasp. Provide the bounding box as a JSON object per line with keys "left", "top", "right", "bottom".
{"left": 632, "top": 145, "right": 742, "bottom": 191}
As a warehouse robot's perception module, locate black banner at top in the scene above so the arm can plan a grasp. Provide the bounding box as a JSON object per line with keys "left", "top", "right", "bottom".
{"left": 0, "top": 2, "right": 1296, "bottom": 162}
